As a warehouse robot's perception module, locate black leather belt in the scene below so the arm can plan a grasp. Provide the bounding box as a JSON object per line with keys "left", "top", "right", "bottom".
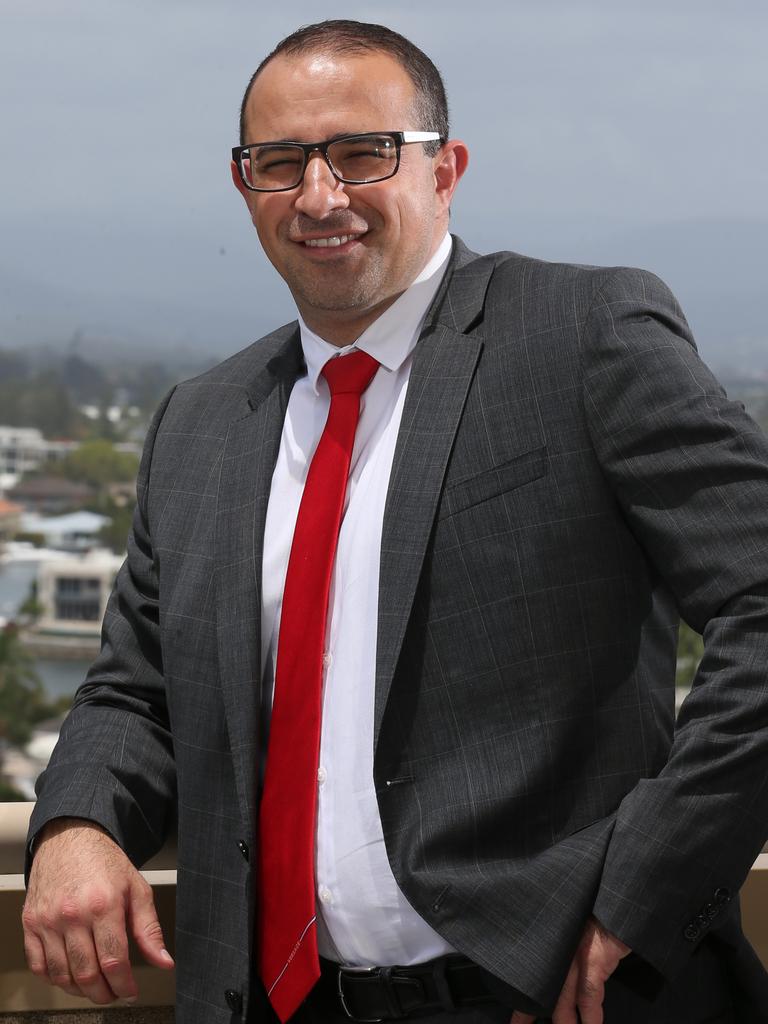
{"left": 315, "top": 954, "right": 497, "bottom": 1021}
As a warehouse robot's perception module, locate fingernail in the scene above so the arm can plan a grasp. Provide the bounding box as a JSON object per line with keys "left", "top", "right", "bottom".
{"left": 160, "top": 948, "right": 174, "bottom": 964}
{"left": 122, "top": 997, "right": 137, "bottom": 1005}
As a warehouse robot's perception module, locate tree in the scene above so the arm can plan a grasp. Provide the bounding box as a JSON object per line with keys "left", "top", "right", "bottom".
{"left": 0, "top": 624, "right": 68, "bottom": 798}
{"left": 0, "top": 624, "right": 46, "bottom": 746}
{"left": 61, "top": 353, "right": 112, "bottom": 406}
{"left": 18, "top": 579, "right": 44, "bottom": 623}
{"left": 98, "top": 498, "right": 135, "bottom": 555}
{"left": 48, "top": 439, "right": 139, "bottom": 488}
{"left": 0, "top": 369, "right": 86, "bottom": 438}
{"left": 0, "top": 779, "right": 26, "bottom": 801}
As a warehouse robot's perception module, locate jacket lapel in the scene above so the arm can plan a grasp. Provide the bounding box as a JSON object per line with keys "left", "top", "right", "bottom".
{"left": 374, "top": 242, "right": 499, "bottom": 751}
{"left": 215, "top": 327, "right": 304, "bottom": 840}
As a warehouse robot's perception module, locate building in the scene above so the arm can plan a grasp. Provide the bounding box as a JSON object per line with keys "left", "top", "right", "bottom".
{"left": 28, "top": 548, "right": 123, "bottom": 658}
{"left": 0, "top": 427, "right": 46, "bottom": 477}
{"left": 6, "top": 475, "right": 96, "bottom": 516}
{"left": 0, "top": 499, "right": 22, "bottom": 543}
{"left": 19, "top": 511, "right": 110, "bottom": 552}
{"left": 0, "top": 426, "right": 76, "bottom": 480}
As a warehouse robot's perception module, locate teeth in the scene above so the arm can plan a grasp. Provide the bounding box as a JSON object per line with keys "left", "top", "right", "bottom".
{"left": 304, "top": 234, "right": 357, "bottom": 248}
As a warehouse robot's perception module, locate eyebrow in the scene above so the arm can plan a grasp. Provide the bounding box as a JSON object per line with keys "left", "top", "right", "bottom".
{"left": 250, "top": 131, "right": 380, "bottom": 146}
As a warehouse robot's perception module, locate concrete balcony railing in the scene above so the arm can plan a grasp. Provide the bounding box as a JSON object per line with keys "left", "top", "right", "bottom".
{"left": 1, "top": 803, "right": 767, "bottom": 1020}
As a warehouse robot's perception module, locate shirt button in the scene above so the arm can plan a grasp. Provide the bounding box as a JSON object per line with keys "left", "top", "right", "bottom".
{"left": 317, "top": 766, "right": 327, "bottom": 784}
{"left": 319, "top": 887, "right": 333, "bottom": 905}
{"left": 322, "top": 651, "right": 332, "bottom": 667}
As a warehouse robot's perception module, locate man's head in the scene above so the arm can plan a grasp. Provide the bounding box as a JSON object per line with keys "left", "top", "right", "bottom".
{"left": 231, "top": 20, "right": 468, "bottom": 344}
{"left": 238, "top": 21, "right": 450, "bottom": 156}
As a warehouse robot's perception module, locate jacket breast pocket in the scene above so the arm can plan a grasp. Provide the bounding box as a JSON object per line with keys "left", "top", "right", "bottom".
{"left": 440, "top": 444, "right": 549, "bottom": 518}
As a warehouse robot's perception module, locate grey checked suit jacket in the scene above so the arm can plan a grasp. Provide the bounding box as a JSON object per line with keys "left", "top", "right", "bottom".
{"left": 28, "top": 237, "right": 768, "bottom": 1021}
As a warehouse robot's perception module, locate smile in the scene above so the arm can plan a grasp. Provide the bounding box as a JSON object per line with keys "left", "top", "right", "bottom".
{"left": 303, "top": 234, "right": 362, "bottom": 248}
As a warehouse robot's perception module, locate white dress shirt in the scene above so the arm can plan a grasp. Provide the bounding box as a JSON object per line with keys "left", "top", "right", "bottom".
{"left": 260, "top": 233, "right": 457, "bottom": 966}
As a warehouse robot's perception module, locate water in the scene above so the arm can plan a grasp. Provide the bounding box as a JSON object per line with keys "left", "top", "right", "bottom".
{"left": 0, "top": 560, "right": 37, "bottom": 619}
{"left": 35, "top": 658, "right": 91, "bottom": 700}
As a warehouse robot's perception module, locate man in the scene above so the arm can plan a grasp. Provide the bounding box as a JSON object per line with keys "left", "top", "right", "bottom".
{"left": 21, "top": 19, "right": 768, "bottom": 1024}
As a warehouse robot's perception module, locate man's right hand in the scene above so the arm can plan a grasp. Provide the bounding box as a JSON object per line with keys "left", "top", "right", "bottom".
{"left": 22, "top": 818, "right": 175, "bottom": 1005}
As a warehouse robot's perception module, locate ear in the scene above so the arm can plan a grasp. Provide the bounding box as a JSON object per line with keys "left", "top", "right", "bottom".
{"left": 231, "top": 159, "right": 251, "bottom": 201}
{"left": 433, "top": 140, "right": 469, "bottom": 213}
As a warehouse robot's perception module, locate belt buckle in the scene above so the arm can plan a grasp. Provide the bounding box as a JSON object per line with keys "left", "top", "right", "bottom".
{"left": 337, "top": 965, "right": 384, "bottom": 1023}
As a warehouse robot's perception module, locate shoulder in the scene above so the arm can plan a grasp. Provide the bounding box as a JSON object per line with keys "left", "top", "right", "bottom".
{"left": 158, "top": 321, "right": 300, "bottom": 426}
{"left": 175, "top": 321, "right": 299, "bottom": 398}
{"left": 454, "top": 247, "right": 686, "bottom": 351}
{"left": 476, "top": 247, "right": 676, "bottom": 315}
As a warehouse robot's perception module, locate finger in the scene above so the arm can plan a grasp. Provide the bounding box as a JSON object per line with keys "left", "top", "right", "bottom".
{"left": 576, "top": 970, "right": 605, "bottom": 1024}
{"left": 92, "top": 913, "right": 138, "bottom": 1001}
{"left": 40, "top": 929, "right": 82, "bottom": 996}
{"left": 552, "top": 959, "right": 580, "bottom": 1024}
{"left": 64, "top": 927, "right": 116, "bottom": 1005}
{"left": 23, "top": 929, "right": 50, "bottom": 983}
{"left": 508, "top": 1013, "right": 536, "bottom": 1023}
{"left": 127, "top": 876, "right": 174, "bottom": 969}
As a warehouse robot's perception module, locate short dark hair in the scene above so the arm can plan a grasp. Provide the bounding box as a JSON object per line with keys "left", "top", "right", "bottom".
{"left": 238, "top": 19, "right": 449, "bottom": 156}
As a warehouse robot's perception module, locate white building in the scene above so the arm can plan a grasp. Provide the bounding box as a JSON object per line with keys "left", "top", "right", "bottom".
{"left": 0, "top": 427, "right": 45, "bottom": 477}
{"left": 34, "top": 548, "right": 123, "bottom": 644}
{"left": 0, "top": 426, "right": 77, "bottom": 481}
{"left": 20, "top": 510, "right": 110, "bottom": 552}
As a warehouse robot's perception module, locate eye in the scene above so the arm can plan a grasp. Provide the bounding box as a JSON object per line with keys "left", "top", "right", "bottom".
{"left": 258, "top": 153, "right": 303, "bottom": 171}
{"left": 348, "top": 146, "right": 388, "bottom": 160}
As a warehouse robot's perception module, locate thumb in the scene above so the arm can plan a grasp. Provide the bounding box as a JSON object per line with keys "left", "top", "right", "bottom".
{"left": 127, "top": 875, "right": 175, "bottom": 969}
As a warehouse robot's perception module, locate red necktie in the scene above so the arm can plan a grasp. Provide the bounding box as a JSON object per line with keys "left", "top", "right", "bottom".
{"left": 258, "top": 348, "right": 379, "bottom": 1023}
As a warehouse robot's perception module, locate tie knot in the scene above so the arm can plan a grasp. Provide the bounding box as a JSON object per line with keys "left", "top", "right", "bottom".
{"left": 321, "top": 349, "right": 379, "bottom": 396}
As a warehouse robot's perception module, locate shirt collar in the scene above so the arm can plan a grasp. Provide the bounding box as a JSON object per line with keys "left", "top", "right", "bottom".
{"left": 299, "top": 233, "right": 453, "bottom": 394}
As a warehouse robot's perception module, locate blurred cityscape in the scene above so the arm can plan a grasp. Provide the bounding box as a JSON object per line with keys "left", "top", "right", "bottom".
{"left": 1, "top": 338, "right": 767, "bottom": 801}
{"left": 0, "top": 343, "right": 213, "bottom": 800}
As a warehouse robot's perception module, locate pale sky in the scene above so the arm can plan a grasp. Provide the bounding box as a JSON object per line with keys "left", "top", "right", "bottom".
{"left": 1, "top": 0, "right": 766, "bottom": 369}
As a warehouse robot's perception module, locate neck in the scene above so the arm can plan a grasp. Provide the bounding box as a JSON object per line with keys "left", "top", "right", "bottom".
{"left": 297, "top": 291, "right": 405, "bottom": 348}
{"left": 296, "top": 229, "right": 452, "bottom": 347}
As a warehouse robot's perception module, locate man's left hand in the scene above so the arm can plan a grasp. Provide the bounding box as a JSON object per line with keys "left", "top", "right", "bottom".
{"left": 509, "top": 917, "right": 631, "bottom": 1024}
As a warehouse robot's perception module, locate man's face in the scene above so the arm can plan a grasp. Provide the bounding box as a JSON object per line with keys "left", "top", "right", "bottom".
{"left": 233, "top": 50, "right": 466, "bottom": 338}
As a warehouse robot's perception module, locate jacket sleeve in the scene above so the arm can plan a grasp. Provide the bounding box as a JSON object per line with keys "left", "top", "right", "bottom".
{"left": 581, "top": 267, "right": 768, "bottom": 981}
{"left": 26, "top": 386, "right": 178, "bottom": 879}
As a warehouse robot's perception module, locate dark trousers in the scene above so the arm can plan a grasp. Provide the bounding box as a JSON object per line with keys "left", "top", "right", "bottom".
{"left": 266, "top": 937, "right": 751, "bottom": 1024}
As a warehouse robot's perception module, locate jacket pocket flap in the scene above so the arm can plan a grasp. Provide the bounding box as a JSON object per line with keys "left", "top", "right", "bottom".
{"left": 441, "top": 445, "right": 548, "bottom": 517}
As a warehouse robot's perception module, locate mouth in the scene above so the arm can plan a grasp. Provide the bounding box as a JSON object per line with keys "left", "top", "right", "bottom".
{"left": 300, "top": 232, "right": 366, "bottom": 249}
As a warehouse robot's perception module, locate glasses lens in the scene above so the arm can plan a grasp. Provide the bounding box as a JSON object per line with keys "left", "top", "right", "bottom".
{"left": 242, "top": 145, "right": 305, "bottom": 190}
{"left": 328, "top": 134, "right": 398, "bottom": 183}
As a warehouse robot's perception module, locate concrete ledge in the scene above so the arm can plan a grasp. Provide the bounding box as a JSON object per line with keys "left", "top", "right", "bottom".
{"left": 0, "top": 1010, "right": 174, "bottom": 1023}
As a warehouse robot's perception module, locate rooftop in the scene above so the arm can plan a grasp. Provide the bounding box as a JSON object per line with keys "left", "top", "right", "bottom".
{"left": 0, "top": 499, "right": 23, "bottom": 515}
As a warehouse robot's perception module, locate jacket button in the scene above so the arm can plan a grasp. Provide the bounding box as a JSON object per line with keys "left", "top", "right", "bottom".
{"left": 237, "top": 840, "right": 249, "bottom": 861}
{"left": 684, "top": 924, "right": 700, "bottom": 942}
{"left": 224, "top": 988, "right": 242, "bottom": 1013}
{"left": 714, "top": 887, "right": 732, "bottom": 904}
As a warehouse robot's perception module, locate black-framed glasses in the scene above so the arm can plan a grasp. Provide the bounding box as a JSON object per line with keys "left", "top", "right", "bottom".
{"left": 231, "top": 131, "right": 443, "bottom": 192}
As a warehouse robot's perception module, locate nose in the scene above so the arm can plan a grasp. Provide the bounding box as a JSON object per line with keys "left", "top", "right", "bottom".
{"left": 294, "top": 151, "right": 350, "bottom": 219}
